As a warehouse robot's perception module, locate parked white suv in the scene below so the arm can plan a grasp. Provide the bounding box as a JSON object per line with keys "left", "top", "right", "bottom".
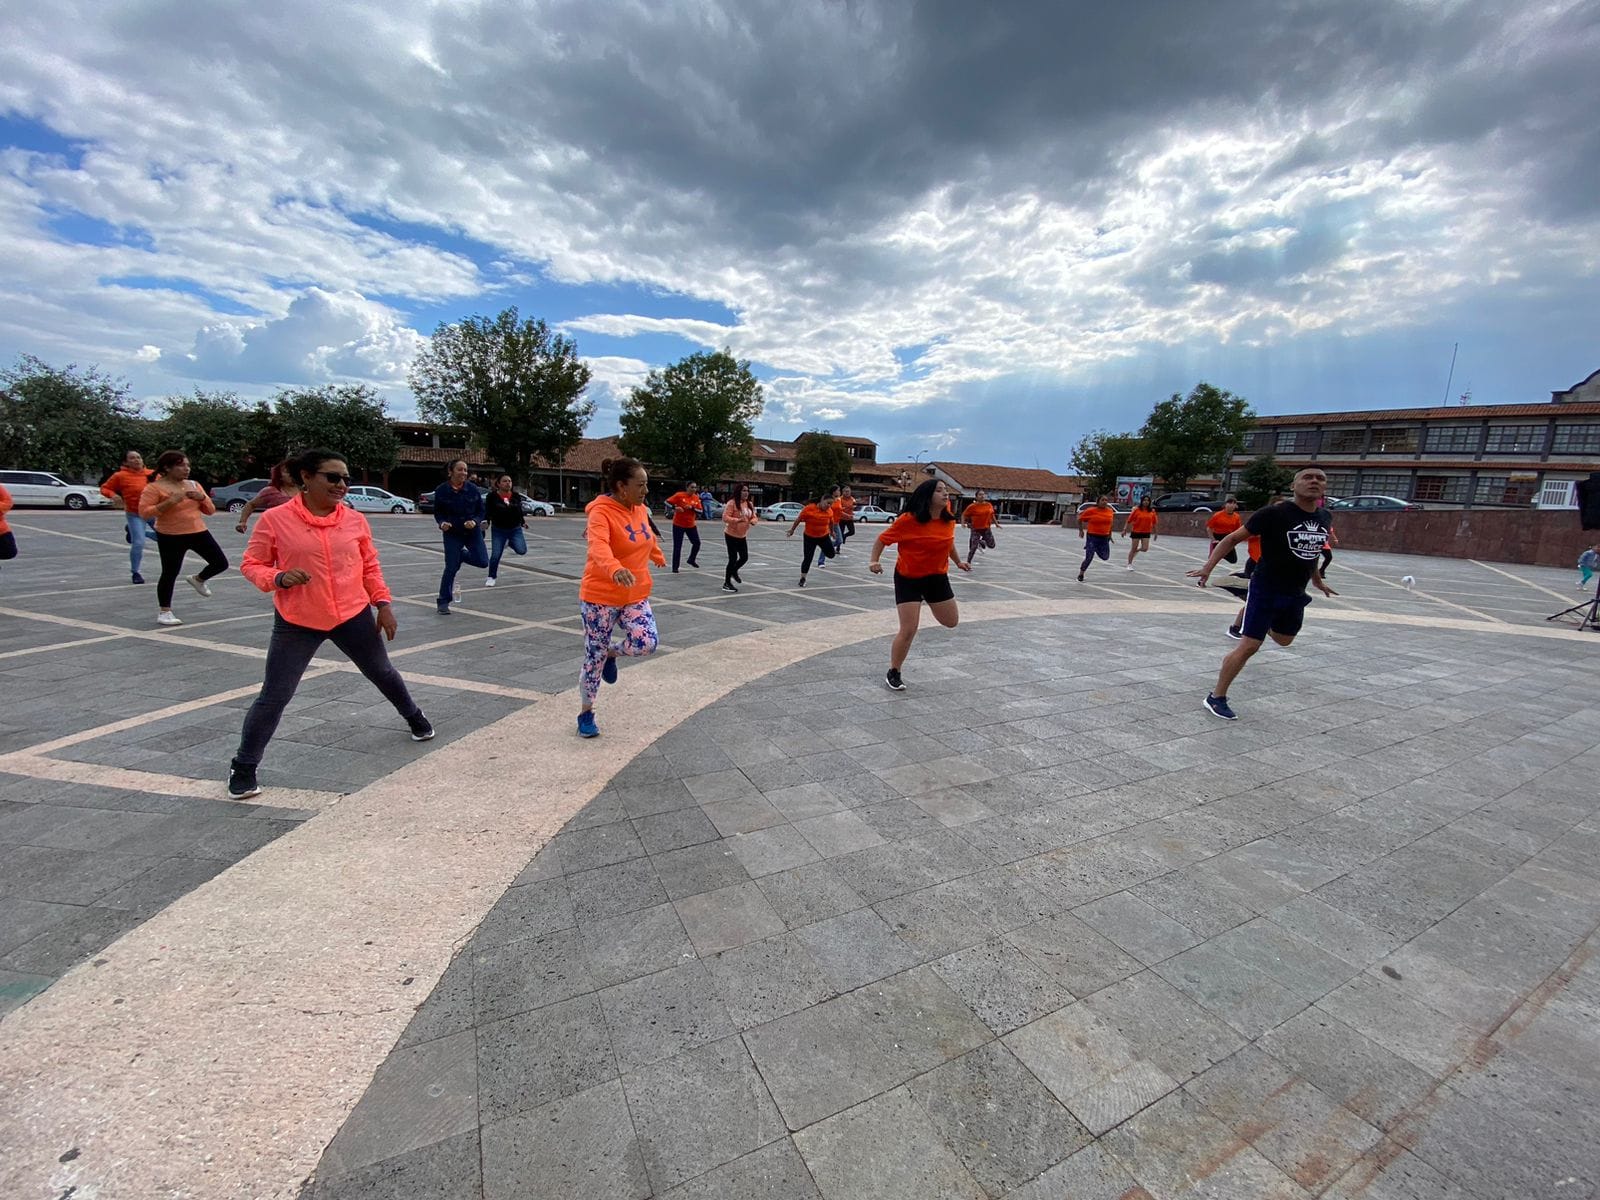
{"left": 0, "top": 469, "right": 113, "bottom": 510}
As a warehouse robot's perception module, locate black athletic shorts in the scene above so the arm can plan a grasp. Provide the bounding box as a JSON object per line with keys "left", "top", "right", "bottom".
{"left": 1128, "top": 532, "right": 1150, "bottom": 541}
{"left": 894, "top": 570, "right": 955, "bottom": 606}
{"left": 1240, "top": 580, "right": 1312, "bottom": 641}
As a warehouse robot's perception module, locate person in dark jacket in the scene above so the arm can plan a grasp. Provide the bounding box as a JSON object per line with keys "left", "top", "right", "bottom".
{"left": 433, "top": 459, "right": 487, "bottom": 614}
{"left": 484, "top": 473, "right": 529, "bottom": 587}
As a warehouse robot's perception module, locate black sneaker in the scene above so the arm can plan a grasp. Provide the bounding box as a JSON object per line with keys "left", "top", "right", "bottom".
{"left": 1224, "top": 624, "right": 1243, "bottom": 641}
{"left": 407, "top": 711, "right": 436, "bottom": 741}
{"left": 722, "top": 582, "right": 738, "bottom": 592}
{"left": 1203, "top": 693, "right": 1238, "bottom": 721}
{"left": 798, "top": 575, "right": 807, "bottom": 587}
{"left": 132, "top": 572, "right": 145, "bottom": 585}
{"left": 885, "top": 668, "right": 906, "bottom": 692}
{"left": 227, "top": 759, "right": 262, "bottom": 800}
{"left": 1077, "top": 570, "right": 1085, "bottom": 582}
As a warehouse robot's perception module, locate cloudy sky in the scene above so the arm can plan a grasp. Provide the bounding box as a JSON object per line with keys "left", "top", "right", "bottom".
{"left": 2, "top": 0, "right": 1597, "bottom": 467}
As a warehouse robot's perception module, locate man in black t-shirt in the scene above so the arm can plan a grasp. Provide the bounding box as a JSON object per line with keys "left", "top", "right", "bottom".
{"left": 1187, "top": 468, "right": 1337, "bottom": 720}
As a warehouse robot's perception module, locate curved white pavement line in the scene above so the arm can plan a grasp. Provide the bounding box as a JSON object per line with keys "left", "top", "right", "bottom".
{"left": 0, "top": 598, "right": 1591, "bottom": 1199}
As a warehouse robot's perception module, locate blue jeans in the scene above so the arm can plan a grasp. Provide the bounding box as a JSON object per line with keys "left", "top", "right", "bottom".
{"left": 127, "top": 512, "right": 156, "bottom": 574}
{"left": 438, "top": 529, "right": 488, "bottom": 604}
{"left": 488, "top": 526, "right": 527, "bottom": 577}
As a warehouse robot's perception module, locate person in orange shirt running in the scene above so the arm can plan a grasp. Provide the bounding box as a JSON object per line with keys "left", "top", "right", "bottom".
{"left": 101, "top": 449, "right": 156, "bottom": 584}
{"left": 1076, "top": 495, "right": 1117, "bottom": 582}
{"left": 825, "top": 486, "right": 844, "bottom": 556}
{"left": 962, "top": 489, "right": 996, "bottom": 565}
{"left": 0, "top": 482, "right": 15, "bottom": 575}
{"left": 870, "top": 478, "right": 970, "bottom": 691}
{"left": 1205, "top": 496, "right": 1243, "bottom": 565}
{"left": 139, "top": 450, "right": 229, "bottom": 626}
{"left": 837, "top": 486, "right": 858, "bottom": 548}
{"left": 786, "top": 494, "right": 838, "bottom": 586}
{"left": 1121, "top": 496, "right": 1158, "bottom": 569}
{"left": 665, "top": 481, "right": 702, "bottom": 572}
{"left": 578, "top": 457, "right": 666, "bottom": 737}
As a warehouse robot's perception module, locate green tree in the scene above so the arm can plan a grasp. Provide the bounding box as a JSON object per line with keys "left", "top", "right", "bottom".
{"left": 0, "top": 355, "right": 141, "bottom": 477}
{"left": 409, "top": 308, "right": 593, "bottom": 487}
{"left": 1068, "top": 430, "right": 1145, "bottom": 498}
{"left": 274, "top": 384, "right": 399, "bottom": 475}
{"left": 155, "top": 389, "right": 256, "bottom": 484}
{"left": 246, "top": 400, "right": 288, "bottom": 475}
{"left": 792, "top": 431, "right": 853, "bottom": 502}
{"left": 1235, "top": 454, "right": 1294, "bottom": 509}
{"left": 617, "top": 349, "right": 763, "bottom": 485}
{"left": 1138, "top": 382, "right": 1254, "bottom": 490}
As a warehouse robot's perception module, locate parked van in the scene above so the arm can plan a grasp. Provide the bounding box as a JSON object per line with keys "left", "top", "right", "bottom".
{"left": 0, "top": 470, "right": 113, "bottom": 510}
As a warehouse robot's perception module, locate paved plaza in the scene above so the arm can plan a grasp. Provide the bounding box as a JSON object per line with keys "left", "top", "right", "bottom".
{"left": 1, "top": 507, "right": 1598, "bottom": 1199}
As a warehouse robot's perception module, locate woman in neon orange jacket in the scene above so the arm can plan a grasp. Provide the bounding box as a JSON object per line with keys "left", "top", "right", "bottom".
{"left": 578, "top": 457, "right": 667, "bottom": 738}
{"left": 227, "top": 447, "right": 432, "bottom": 799}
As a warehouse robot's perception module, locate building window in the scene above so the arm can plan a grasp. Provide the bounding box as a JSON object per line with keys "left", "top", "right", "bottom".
{"left": 1321, "top": 472, "right": 1357, "bottom": 497}
{"left": 1422, "top": 425, "right": 1480, "bottom": 453}
{"left": 1360, "top": 473, "right": 1412, "bottom": 497}
{"left": 1246, "top": 430, "right": 1274, "bottom": 452}
{"left": 1275, "top": 430, "right": 1316, "bottom": 454}
{"left": 1321, "top": 428, "right": 1366, "bottom": 453}
{"left": 1474, "top": 475, "right": 1537, "bottom": 505}
{"left": 1483, "top": 424, "right": 1544, "bottom": 453}
{"left": 1551, "top": 424, "right": 1600, "bottom": 454}
{"left": 1368, "top": 427, "right": 1419, "bottom": 454}
{"left": 1412, "top": 475, "right": 1470, "bottom": 503}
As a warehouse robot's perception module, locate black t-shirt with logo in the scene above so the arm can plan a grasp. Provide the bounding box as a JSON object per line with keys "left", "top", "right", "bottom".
{"left": 1245, "top": 501, "right": 1331, "bottom": 593}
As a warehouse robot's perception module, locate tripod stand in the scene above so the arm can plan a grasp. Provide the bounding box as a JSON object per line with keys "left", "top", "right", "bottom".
{"left": 1546, "top": 575, "right": 1600, "bottom": 631}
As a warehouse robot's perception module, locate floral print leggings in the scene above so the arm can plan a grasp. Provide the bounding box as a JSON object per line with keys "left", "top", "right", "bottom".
{"left": 580, "top": 599, "right": 659, "bottom": 705}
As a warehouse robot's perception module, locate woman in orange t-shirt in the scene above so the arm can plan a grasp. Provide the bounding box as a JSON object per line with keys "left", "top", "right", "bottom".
{"left": 786, "top": 494, "right": 838, "bottom": 586}
{"left": 138, "top": 450, "right": 229, "bottom": 626}
{"left": 1205, "top": 496, "right": 1243, "bottom": 564}
{"left": 1121, "top": 497, "right": 1158, "bottom": 568}
{"left": 869, "top": 479, "right": 970, "bottom": 691}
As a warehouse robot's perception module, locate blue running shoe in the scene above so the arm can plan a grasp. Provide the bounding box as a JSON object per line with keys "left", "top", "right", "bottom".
{"left": 577, "top": 711, "right": 599, "bottom": 738}
{"left": 601, "top": 653, "right": 618, "bottom": 685}
{"left": 1203, "top": 693, "right": 1238, "bottom": 721}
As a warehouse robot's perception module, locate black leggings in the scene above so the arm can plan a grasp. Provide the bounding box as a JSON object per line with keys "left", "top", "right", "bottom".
{"left": 156, "top": 530, "right": 228, "bottom": 607}
{"left": 725, "top": 535, "right": 749, "bottom": 585}
{"left": 0, "top": 531, "right": 16, "bottom": 566}
{"left": 801, "top": 534, "right": 836, "bottom": 574}
{"left": 1210, "top": 537, "right": 1238, "bottom": 565}
{"left": 234, "top": 610, "right": 419, "bottom": 766}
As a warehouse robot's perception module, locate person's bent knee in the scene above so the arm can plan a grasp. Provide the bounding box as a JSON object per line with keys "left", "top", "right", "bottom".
{"left": 1268, "top": 631, "right": 1296, "bottom": 647}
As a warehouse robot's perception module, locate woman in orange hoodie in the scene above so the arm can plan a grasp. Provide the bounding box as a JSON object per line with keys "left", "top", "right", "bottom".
{"left": 578, "top": 457, "right": 667, "bottom": 738}
{"left": 0, "top": 482, "right": 15, "bottom": 572}
{"left": 227, "top": 447, "right": 432, "bottom": 799}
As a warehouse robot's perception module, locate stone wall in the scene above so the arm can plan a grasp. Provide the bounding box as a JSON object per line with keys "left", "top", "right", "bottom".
{"left": 1135, "top": 508, "right": 1596, "bottom": 568}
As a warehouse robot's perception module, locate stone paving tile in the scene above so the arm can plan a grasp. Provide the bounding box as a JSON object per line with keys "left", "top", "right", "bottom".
{"left": 479, "top": 1079, "right": 649, "bottom": 1200}
{"left": 622, "top": 1035, "right": 786, "bottom": 1193}
{"left": 576, "top": 900, "right": 695, "bottom": 987}
{"left": 793, "top": 1087, "right": 987, "bottom": 1200}
{"left": 656, "top": 1137, "right": 820, "bottom": 1200}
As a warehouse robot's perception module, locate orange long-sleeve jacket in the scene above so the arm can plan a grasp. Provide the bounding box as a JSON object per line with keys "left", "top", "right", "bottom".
{"left": 580, "top": 495, "right": 667, "bottom": 606}
{"left": 240, "top": 495, "right": 392, "bottom": 630}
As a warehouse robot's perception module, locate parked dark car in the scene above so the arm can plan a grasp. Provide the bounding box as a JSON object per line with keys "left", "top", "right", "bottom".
{"left": 1152, "top": 491, "right": 1216, "bottom": 513}
{"left": 212, "top": 478, "right": 271, "bottom": 513}
{"left": 1329, "top": 495, "right": 1424, "bottom": 512}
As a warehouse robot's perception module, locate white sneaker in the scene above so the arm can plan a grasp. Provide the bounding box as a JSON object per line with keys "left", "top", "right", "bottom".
{"left": 157, "top": 611, "right": 182, "bottom": 626}
{"left": 485, "top": 576, "right": 497, "bottom": 587}
{"left": 1126, "top": 564, "right": 1135, "bottom": 571}
{"left": 187, "top": 574, "right": 212, "bottom": 597}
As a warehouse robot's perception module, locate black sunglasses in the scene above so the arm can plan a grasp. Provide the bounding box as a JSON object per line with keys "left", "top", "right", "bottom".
{"left": 319, "top": 472, "right": 352, "bottom": 485}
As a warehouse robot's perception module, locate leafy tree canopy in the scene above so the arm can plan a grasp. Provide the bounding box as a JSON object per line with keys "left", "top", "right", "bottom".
{"left": 1138, "top": 382, "right": 1254, "bottom": 490}
{"left": 154, "top": 390, "right": 257, "bottom": 485}
{"left": 1235, "top": 453, "right": 1295, "bottom": 509}
{"left": 617, "top": 349, "right": 763, "bottom": 487}
{"left": 409, "top": 308, "right": 593, "bottom": 487}
{"left": 792, "top": 431, "right": 853, "bottom": 503}
{"left": 274, "top": 384, "right": 399, "bottom": 474}
{"left": 1068, "top": 430, "right": 1145, "bottom": 498}
{"left": 0, "top": 355, "right": 141, "bottom": 478}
